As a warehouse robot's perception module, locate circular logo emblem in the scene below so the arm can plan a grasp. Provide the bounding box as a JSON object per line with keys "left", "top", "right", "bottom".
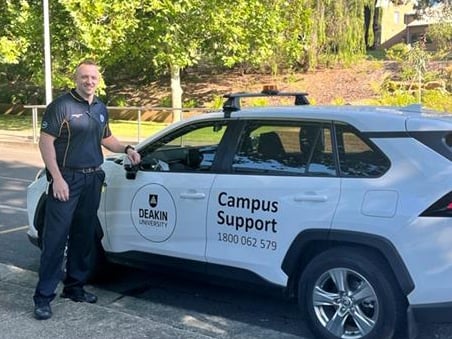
{"left": 41, "top": 120, "right": 48, "bottom": 129}
{"left": 131, "top": 184, "right": 176, "bottom": 242}
{"left": 100, "top": 114, "right": 105, "bottom": 123}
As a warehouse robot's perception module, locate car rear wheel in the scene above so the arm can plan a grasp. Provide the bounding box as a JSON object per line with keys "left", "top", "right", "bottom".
{"left": 299, "top": 247, "right": 405, "bottom": 339}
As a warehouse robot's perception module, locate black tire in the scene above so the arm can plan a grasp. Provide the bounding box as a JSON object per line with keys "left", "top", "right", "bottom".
{"left": 299, "top": 247, "right": 406, "bottom": 339}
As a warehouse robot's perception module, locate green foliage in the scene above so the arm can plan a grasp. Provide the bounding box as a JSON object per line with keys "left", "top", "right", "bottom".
{"left": 444, "top": 65, "right": 452, "bottom": 92}
{"left": 183, "top": 98, "right": 198, "bottom": 108}
{"left": 247, "top": 97, "right": 269, "bottom": 107}
{"left": 372, "top": 89, "right": 452, "bottom": 113}
{"left": 0, "top": 1, "right": 31, "bottom": 64}
{"left": 332, "top": 97, "right": 347, "bottom": 105}
{"left": 366, "top": 49, "right": 386, "bottom": 61}
{"left": 158, "top": 96, "right": 172, "bottom": 108}
{"left": 110, "top": 95, "right": 128, "bottom": 107}
{"left": 427, "top": 16, "right": 452, "bottom": 53}
{"left": 422, "top": 90, "right": 452, "bottom": 112}
{"left": 0, "top": 0, "right": 449, "bottom": 107}
{"left": 375, "top": 90, "right": 418, "bottom": 106}
{"left": 206, "top": 95, "right": 225, "bottom": 110}
{"left": 304, "top": 0, "right": 372, "bottom": 69}
{"left": 385, "top": 43, "right": 410, "bottom": 61}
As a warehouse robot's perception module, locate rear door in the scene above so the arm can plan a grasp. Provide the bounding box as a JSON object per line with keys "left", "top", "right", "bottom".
{"left": 205, "top": 120, "right": 342, "bottom": 285}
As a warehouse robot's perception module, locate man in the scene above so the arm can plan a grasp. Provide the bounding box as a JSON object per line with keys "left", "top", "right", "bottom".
{"left": 33, "top": 59, "right": 140, "bottom": 320}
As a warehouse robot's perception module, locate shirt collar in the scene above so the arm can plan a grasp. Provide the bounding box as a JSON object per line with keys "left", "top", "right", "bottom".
{"left": 70, "top": 88, "right": 99, "bottom": 105}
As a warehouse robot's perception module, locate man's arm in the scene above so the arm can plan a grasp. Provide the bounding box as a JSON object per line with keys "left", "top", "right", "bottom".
{"left": 101, "top": 135, "right": 141, "bottom": 165}
{"left": 39, "top": 132, "right": 69, "bottom": 201}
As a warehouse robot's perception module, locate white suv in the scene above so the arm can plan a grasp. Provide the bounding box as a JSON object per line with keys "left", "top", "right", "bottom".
{"left": 27, "top": 90, "right": 452, "bottom": 339}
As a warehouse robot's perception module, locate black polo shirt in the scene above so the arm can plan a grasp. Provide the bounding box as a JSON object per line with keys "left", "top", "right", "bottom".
{"left": 40, "top": 89, "right": 112, "bottom": 168}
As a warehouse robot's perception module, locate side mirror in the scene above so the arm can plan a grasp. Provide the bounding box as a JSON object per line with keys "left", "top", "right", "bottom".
{"left": 124, "top": 163, "right": 139, "bottom": 180}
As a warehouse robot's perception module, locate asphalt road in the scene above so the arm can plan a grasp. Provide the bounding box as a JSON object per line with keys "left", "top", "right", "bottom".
{"left": 1, "top": 142, "right": 452, "bottom": 339}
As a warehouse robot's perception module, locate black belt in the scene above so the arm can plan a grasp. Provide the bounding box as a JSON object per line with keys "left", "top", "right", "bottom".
{"left": 61, "top": 166, "right": 101, "bottom": 174}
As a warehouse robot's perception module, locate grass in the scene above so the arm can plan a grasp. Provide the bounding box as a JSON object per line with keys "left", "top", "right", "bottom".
{"left": 109, "top": 119, "right": 169, "bottom": 141}
{"left": 0, "top": 114, "right": 170, "bottom": 142}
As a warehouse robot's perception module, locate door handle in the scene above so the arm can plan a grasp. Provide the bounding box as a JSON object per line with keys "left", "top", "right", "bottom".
{"left": 294, "top": 194, "right": 327, "bottom": 202}
{"left": 180, "top": 192, "right": 206, "bottom": 199}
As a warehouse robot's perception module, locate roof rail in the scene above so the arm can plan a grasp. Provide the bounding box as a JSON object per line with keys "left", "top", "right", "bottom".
{"left": 222, "top": 88, "right": 309, "bottom": 118}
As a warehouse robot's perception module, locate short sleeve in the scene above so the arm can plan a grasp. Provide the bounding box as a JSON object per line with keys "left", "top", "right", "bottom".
{"left": 103, "top": 121, "right": 112, "bottom": 139}
{"left": 97, "top": 102, "right": 112, "bottom": 139}
{"left": 40, "top": 100, "right": 67, "bottom": 137}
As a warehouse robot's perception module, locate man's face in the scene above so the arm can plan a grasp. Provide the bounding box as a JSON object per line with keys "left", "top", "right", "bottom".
{"left": 75, "top": 64, "right": 100, "bottom": 100}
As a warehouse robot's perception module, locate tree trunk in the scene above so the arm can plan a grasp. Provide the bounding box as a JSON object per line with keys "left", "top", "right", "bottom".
{"left": 170, "top": 64, "right": 183, "bottom": 122}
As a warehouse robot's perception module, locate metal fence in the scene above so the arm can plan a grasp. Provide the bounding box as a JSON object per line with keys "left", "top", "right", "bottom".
{"left": 23, "top": 105, "right": 210, "bottom": 144}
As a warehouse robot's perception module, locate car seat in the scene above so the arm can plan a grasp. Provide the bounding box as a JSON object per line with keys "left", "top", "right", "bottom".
{"left": 257, "top": 132, "right": 285, "bottom": 160}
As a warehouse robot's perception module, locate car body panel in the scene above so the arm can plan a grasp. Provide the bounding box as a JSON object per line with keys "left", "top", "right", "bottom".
{"left": 100, "top": 159, "right": 216, "bottom": 262}
{"left": 205, "top": 174, "right": 341, "bottom": 285}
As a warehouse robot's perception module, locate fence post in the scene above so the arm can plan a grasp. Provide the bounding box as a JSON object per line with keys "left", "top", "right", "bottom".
{"left": 32, "top": 107, "right": 38, "bottom": 144}
{"left": 137, "top": 109, "right": 141, "bottom": 143}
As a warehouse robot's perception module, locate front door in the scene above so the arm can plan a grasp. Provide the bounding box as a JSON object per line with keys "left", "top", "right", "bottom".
{"left": 102, "top": 119, "right": 230, "bottom": 261}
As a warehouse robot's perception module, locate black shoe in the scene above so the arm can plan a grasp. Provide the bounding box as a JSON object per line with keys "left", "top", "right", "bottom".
{"left": 61, "top": 289, "right": 97, "bottom": 303}
{"left": 34, "top": 303, "right": 52, "bottom": 320}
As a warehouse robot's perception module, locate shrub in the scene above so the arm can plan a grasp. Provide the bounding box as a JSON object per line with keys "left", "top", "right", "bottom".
{"left": 183, "top": 98, "right": 199, "bottom": 108}
{"left": 110, "top": 95, "right": 128, "bottom": 107}
{"left": 422, "top": 90, "right": 452, "bottom": 112}
{"left": 158, "top": 96, "right": 172, "bottom": 107}
{"left": 206, "top": 94, "right": 225, "bottom": 110}
{"left": 332, "top": 97, "right": 347, "bottom": 105}
{"left": 385, "top": 43, "right": 410, "bottom": 62}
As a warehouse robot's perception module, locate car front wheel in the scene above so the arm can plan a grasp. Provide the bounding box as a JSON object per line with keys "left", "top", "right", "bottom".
{"left": 299, "top": 247, "right": 405, "bottom": 339}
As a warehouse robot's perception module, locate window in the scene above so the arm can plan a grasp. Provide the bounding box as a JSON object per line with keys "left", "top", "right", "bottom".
{"left": 232, "top": 121, "right": 336, "bottom": 176}
{"left": 394, "top": 11, "right": 400, "bottom": 24}
{"left": 139, "top": 121, "right": 228, "bottom": 172}
{"left": 335, "top": 124, "right": 390, "bottom": 177}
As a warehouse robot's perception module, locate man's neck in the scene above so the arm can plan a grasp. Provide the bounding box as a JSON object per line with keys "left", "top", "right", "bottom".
{"left": 75, "top": 88, "right": 94, "bottom": 104}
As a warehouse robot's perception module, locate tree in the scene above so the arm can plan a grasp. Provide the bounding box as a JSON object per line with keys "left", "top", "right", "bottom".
{"left": 0, "top": 0, "right": 412, "bottom": 106}
{"left": 425, "top": 2, "right": 452, "bottom": 53}
{"left": 0, "top": 1, "right": 31, "bottom": 65}
{"left": 414, "top": 0, "right": 452, "bottom": 12}
{"left": 99, "top": 0, "right": 314, "bottom": 119}
{"left": 407, "top": 41, "right": 430, "bottom": 103}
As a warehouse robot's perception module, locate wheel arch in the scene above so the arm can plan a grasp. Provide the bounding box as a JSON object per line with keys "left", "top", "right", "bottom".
{"left": 282, "top": 229, "right": 414, "bottom": 298}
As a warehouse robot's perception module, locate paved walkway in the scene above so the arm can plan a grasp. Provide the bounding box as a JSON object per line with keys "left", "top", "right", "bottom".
{"left": 0, "top": 263, "right": 211, "bottom": 339}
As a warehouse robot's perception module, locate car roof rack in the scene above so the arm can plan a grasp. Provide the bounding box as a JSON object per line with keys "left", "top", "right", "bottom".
{"left": 222, "top": 87, "right": 309, "bottom": 118}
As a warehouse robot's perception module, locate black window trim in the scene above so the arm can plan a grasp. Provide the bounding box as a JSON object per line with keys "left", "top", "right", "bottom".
{"left": 333, "top": 122, "right": 392, "bottom": 178}
{"left": 362, "top": 130, "right": 452, "bottom": 162}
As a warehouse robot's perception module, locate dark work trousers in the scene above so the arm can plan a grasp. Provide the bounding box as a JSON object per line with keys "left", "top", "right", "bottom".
{"left": 33, "top": 169, "right": 105, "bottom": 305}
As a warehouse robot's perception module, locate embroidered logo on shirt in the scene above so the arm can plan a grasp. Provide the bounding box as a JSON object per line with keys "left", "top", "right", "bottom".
{"left": 100, "top": 114, "right": 105, "bottom": 123}
{"left": 41, "top": 121, "right": 48, "bottom": 129}
{"left": 71, "top": 114, "right": 83, "bottom": 119}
